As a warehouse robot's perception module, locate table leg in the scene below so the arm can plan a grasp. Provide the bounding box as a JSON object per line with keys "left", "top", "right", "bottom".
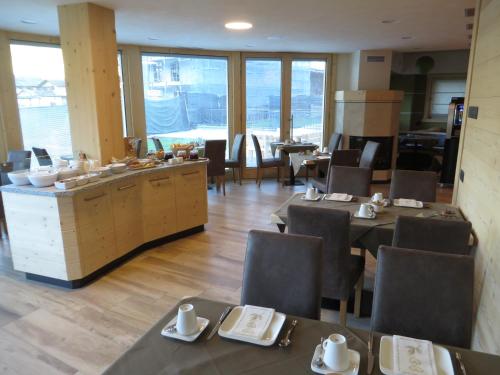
{"left": 282, "top": 153, "right": 304, "bottom": 186}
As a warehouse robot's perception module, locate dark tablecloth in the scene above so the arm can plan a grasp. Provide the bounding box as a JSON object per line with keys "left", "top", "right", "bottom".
{"left": 271, "top": 193, "right": 467, "bottom": 257}
{"left": 104, "top": 297, "right": 500, "bottom": 374}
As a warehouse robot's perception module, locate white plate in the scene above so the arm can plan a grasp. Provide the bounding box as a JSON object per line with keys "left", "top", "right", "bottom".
{"left": 354, "top": 211, "right": 377, "bottom": 220}
{"left": 379, "top": 336, "right": 454, "bottom": 375}
{"left": 218, "top": 306, "right": 286, "bottom": 346}
{"left": 325, "top": 193, "right": 353, "bottom": 202}
{"left": 301, "top": 194, "right": 323, "bottom": 201}
{"left": 161, "top": 316, "right": 209, "bottom": 342}
{"left": 311, "top": 345, "right": 360, "bottom": 374}
{"left": 393, "top": 199, "right": 424, "bottom": 208}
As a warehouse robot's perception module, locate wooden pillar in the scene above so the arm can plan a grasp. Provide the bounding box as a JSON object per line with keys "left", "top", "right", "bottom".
{"left": 58, "top": 2, "right": 124, "bottom": 162}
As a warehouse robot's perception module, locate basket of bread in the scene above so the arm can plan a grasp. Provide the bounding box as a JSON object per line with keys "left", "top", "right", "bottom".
{"left": 171, "top": 143, "right": 194, "bottom": 157}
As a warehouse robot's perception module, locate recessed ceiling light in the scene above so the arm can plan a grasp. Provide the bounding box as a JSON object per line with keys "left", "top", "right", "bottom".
{"left": 381, "top": 19, "right": 397, "bottom": 24}
{"left": 148, "top": 37, "right": 160, "bottom": 41}
{"left": 267, "top": 36, "right": 282, "bottom": 41}
{"left": 20, "top": 19, "right": 37, "bottom": 24}
{"left": 245, "top": 44, "right": 256, "bottom": 48}
{"left": 225, "top": 21, "right": 253, "bottom": 30}
{"left": 402, "top": 36, "right": 413, "bottom": 40}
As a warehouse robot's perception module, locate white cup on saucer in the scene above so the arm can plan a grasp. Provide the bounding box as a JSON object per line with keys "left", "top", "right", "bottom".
{"left": 295, "top": 136, "right": 302, "bottom": 144}
{"left": 372, "top": 192, "right": 384, "bottom": 203}
{"left": 322, "top": 333, "right": 350, "bottom": 371}
{"left": 371, "top": 202, "right": 384, "bottom": 213}
{"left": 322, "top": 147, "right": 329, "bottom": 153}
{"left": 176, "top": 304, "right": 198, "bottom": 336}
{"left": 305, "top": 187, "right": 318, "bottom": 200}
{"left": 358, "top": 203, "right": 375, "bottom": 218}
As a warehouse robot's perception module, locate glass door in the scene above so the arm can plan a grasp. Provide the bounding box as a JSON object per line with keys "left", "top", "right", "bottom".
{"left": 244, "top": 58, "right": 282, "bottom": 167}
{"left": 290, "top": 60, "right": 327, "bottom": 146}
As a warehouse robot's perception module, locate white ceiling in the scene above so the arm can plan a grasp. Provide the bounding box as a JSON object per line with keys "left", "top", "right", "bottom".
{"left": 0, "top": 0, "right": 475, "bottom": 53}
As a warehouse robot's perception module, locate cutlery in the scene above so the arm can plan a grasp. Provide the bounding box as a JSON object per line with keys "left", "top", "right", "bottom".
{"left": 206, "top": 306, "right": 232, "bottom": 340}
{"left": 278, "top": 319, "right": 298, "bottom": 347}
{"left": 313, "top": 337, "right": 325, "bottom": 367}
{"left": 366, "top": 330, "right": 375, "bottom": 375}
{"left": 455, "top": 352, "right": 467, "bottom": 375}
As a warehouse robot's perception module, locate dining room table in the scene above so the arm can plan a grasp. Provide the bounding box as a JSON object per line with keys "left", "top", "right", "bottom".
{"left": 104, "top": 296, "right": 500, "bottom": 375}
{"left": 271, "top": 142, "right": 319, "bottom": 186}
{"left": 271, "top": 193, "right": 470, "bottom": 258}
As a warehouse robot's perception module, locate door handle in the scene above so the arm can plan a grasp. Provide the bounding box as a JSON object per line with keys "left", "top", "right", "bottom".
{"left": 117, "top": 184, "right": 136, "bottom": 191}
{"left": 84, "top": 192, "right": 107, "bottom": 201}
{"left": 182, "top": 171, "right": 199, "bottom": 176}
{"left": 149, "top": 176, "right": 170, "bottom": 183}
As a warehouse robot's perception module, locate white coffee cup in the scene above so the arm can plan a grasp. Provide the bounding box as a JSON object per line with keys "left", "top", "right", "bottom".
{"left": 372, "top": 192, "right": 384, "bottom": 203}
{"left": 359, "top": 203, "right": 375, "bottom": 218}
{"left": 371, "top": 203, "right": 384, "bottom": 213}
{"left": 176, "top": 304, "right": 198, "bottom": 336}
{"left": 322, "top": 333, "right": 350, "bottom": 371}
{"left": 306, "top": 187, "right": 318, "bottom": 200}
{"left": 295, "top": 136, "right": 302, "bottom": 144}
{"left": 322, "top": 147, "right": 329, "bottom": 153}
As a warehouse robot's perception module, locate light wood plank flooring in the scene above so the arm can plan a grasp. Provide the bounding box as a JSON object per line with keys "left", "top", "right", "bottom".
{"left": 0, "top": 179, "right": 452, "bottom": 374}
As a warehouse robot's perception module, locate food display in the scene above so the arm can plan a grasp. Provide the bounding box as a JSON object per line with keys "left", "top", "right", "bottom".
{"left": 170, "top": 143, "right": 194, "bottom": 156}
{"left": 127, "top": 159, "right": 156, "bottom": 170}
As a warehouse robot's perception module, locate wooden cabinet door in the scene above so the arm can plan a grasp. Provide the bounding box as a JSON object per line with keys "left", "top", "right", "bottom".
{"left": 74, "top": 186, "right": 116, "bottom": 275}
{"left": 141, "top": 170, "right": 177, "bottom": 242}
{"left": 110, "top": 177, "right": 143, "bottom": 257}
{"left": 174, "top": 164, "right": 208, "bottom": 231}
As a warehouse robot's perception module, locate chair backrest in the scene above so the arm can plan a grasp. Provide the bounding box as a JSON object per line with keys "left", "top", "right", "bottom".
{"left": 327, "top": 166, "right": 372, "bottom": 196}
{"left": 288, "top": 205, "right": 353, "bottom": 300}
{"left": 134, "top": 139, "right": 142, "bottom": 158}
{"left": 393, "top": 216, "right": 472, "bottom": 255}
{"left": 0, "top": 162, "right": 13, "bottom": 185}
{"left": 7, "top": 150, "right": 31, "bottom": 170}
{"left": 328, "top": 133, "right": 342, "bottom": 153}
{"left": 359, "top": 141, "right": 380, "bottom": 169}
{"left": 152, "top": 137, "right": 164, "bottom": 151}
{"left": 371, "top": 245, "right": 473, "bottom": 348}
{"left": 389, "top": 169, "right": 438, "bottom": 202}
{"left": 241, "top": 230, "right": 323, "bottom": 320}
{"left": 324, "top": 150, "right": 360, "bottom": 188}
{"left": 205, "top": 139, "right": 227, "bottom": 177}
{"left": 251, "top": 134, "right": 264, "bottom": 167}
{"left": 32, "top": 147, "right": 52, "bottom": 166}
{"left": 230, "top": 133, "right": 246, "bottom": 163}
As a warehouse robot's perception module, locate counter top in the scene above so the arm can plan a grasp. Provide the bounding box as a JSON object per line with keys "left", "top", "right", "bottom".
{"left": 0, "top": 159, "right": 208, "bottom": 197}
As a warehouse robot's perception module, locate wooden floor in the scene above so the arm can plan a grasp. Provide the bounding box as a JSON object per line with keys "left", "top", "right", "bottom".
{"left": 0, "top": 178, "right": 452, "bottom": 374}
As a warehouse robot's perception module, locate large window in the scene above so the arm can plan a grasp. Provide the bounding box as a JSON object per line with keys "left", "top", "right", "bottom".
{"left": 290, "top": 60, "right": 326, "bottom": 146}
{"left": 117, "top": 51, "right": 127, "bottom": 136}
{"left": 427, "top": 76, "right": 466, "bottom": 120}
{"left": 245, "top": 59, "right": 282, "bottom": 167}
{"left": 141, "top": 54, "right": 229, "bottom": 152}
{"left": 10, "top": 43, "right": 72, "bottom": 157}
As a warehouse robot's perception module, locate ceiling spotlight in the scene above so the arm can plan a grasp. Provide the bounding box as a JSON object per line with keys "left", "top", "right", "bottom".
{"left": 401, "top": 36, "right": 413, "bottom": 40}
{"left": 245, "top": 44, "right": 256, "bottom": 48}
{"left": 381, "top": 19, "right": 397, "bottom": 24}
{"left": 267, "top": 36, "right": 282, "bottom": 41}
{"left": 20, "top": 19, "right": 37, "bottom": 24}
{"left": 225, "top": 21, "right": 253, "bottom": 30}
{"left": 148, "top": 37, "right": 160, "bottom": 41}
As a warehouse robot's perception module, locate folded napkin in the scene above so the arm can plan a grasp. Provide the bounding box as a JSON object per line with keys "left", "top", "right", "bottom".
{"left": 393, "top": 335, "right": 438, "bottom": 375}
{"left": 325, "top": 193, "right": 352, "bottom": 202}
{"left": 229, "top": 305, "right": 275, "bottom": 340}
{"left": 395, "top": 198, "right": 422, "bottom": 208}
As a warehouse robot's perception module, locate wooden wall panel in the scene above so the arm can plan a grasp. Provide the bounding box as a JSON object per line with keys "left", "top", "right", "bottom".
{"left": 454, "top": 0, "right": 500, "bottom": 354}
{"left": 58, "top": 3, "right": 124, "bottom": 163}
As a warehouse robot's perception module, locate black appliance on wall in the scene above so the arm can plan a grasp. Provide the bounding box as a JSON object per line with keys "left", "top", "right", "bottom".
{"left": 440, "top": 97, "right": 464, "bottom": 185}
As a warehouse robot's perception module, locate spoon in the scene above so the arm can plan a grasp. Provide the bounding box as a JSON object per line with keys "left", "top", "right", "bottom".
{"left": 313, "top": 337, "right": 325, "bottom": 367}
{"left": 278, "top": 319, "right": 298, "bottom": 347}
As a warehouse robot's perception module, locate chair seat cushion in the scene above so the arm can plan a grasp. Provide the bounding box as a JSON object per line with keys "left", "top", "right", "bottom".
{"left": 311, "top": 177, "right": 326, "bottom": 193}
{"left": 261, "top": 158, "right": 284, "bottom": 167}
{"left": 225, "top": 159, "right": 240, "bottom": 167}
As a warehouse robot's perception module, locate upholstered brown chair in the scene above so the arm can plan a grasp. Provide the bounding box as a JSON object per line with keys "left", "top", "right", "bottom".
{"left": 32, "top": 147, "right": 52, "bottom": 166}
{"left": 326, "top": 166, "right": 372, "bottom": 196}
{"left": 288, "top": 205, "right": 364, "bottom": 325}
{"left": 205, "top": 140, "right": 227, "bottom": 195}
{"left": 7, "top": 150, "right": 31, "bottom": 170}
{"left": 152, "top": 137, "right": 164, "bottom": 152}
{"left": 358, "top": 141, "right": 380, "bottom": 169}
{"left": 393, "top": 216, "right": 472, "bottom": 255}
{"left": 225, "top": 133, "right": 245, "bottom": 185}
{"left": 389, "top": 169, "right": 438, "bottom": 202}
{"left": 312, "top": 150, "right": 360, "bottom": 192}
{"left": 371, "top": 245, "right": 473, "bottom": 348}
{"left": 251, "top": 134, "right": 284, "bottom": 187}
{"left": 241, "top": 230, "right": 323, "bottom": 320}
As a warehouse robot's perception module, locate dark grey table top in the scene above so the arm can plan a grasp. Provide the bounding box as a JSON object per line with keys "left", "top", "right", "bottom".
{"left": 104, "top": 297, "right": 500, "bottom": 375}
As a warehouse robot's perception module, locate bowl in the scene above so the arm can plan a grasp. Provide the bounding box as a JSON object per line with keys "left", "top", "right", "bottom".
{"left": 76, "top": 175, "right": 89, "bottom": 186}
{"left": 58, "top": 167, "right": 78, "bottom": 180}
{"left": 54, "top": 178, "right": 77, "bottom": 190}
{"left": 109, "top": 163, "right": 127, "bottom": 174}
{"left": 28, "top": 171, "right": 59, "bottom": 188}
{"left": 94, "top": 166, "right": 112, "bottom": 177}
{"left": 7, "top": 170, "right": 30, "bottom": 186}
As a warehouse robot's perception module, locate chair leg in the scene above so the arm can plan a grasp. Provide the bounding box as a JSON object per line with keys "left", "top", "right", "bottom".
{"left": 276, "top": 166, "right": 280, "bottom": 182}
{"left": 239, "top": 166, "right": 243, "bottom": 185}
{"left": 255, "top": 167, "right": 259, "bottom": 184}
{"left": 339, "top": 300, "right": 348, "bottom": 326}
{"left": 305, "top": 166, "right": 309, "bottom": 181}
{"left": 258, "top": 168, "right": 262, "bottom": 188}
{"left": 354, "top": 273, "right": 364, "bottom": 318}
{"left": 222, "top": 175, "right": 226, "bottom": 196}
{"left": 232, "top": 168, "right": 236, "bottom": 183}
{"left": 215, "top": 176, "right": 221, "bottom": 192}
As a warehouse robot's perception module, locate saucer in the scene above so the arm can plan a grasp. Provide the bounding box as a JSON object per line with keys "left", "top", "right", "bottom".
{"left": 161, "top": 315, "right": 209, "bottom": 342}
{"left": 354, "top": 211, "right": 376, "bottom": 220}
{"left": 301, "top": 194, "right": 322, "bottom": 201}
{"left": 311, "top": 345, "right": 360, "bottom": 374}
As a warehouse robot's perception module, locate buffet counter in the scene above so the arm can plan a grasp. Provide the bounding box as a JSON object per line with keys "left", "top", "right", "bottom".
{"left": 0, "top": 160, "right": 208, "bottom": 288}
